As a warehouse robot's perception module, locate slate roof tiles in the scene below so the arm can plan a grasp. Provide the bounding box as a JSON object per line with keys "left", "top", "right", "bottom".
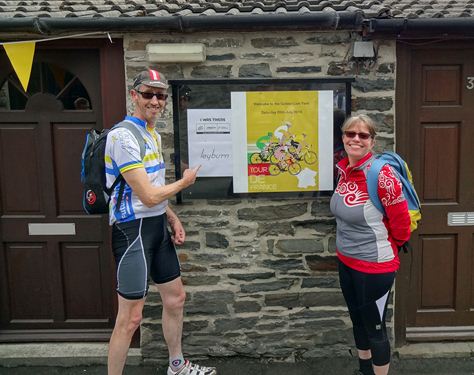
{"left": 0, "top": 0, "right": 472, "bottom": 18}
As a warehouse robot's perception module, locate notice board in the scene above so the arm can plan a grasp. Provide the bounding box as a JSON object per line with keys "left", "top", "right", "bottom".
{"left": 171, "top": 78, "right": 353, "bottom": 202}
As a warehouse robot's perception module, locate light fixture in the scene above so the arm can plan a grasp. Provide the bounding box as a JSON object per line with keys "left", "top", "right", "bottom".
{"left": 352, "top": 41, "right": 375, "bottom": 58}
{"left": 146, "top": 43, "right": 206, "bottom": 63}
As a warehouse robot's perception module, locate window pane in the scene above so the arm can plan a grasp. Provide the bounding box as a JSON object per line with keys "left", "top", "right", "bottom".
{"left": 0, "top": 62, "right": 91, "bottom": 111}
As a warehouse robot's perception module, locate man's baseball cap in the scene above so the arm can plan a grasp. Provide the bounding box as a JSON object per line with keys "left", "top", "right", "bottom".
{"left": 132, "top": 69, "right": 169, "bottom": 89}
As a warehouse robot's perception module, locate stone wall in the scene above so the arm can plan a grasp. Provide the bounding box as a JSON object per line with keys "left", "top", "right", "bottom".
{"left": 123, "top": 30, "right": 397, "bottom": 363}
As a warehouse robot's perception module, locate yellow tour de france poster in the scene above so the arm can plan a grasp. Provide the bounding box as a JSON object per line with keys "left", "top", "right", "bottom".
{"left": 231, "top": 90, "right": 334, "bottom": 193}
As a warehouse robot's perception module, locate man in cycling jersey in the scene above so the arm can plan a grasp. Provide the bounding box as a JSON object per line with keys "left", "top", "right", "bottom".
{"left": 105, "top": 69, "right": 216, "bottom": 375}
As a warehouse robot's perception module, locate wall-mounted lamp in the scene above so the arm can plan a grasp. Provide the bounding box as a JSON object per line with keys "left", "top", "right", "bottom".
{"left": 146, "top": 43, "right": 206, "bottom": 63}
{"left": 352, "top": 41, "right": 375, "bottom": 59}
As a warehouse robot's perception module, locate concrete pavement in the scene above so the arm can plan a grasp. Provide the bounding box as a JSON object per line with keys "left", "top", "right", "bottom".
{"left": 1, "top": 342, "right": 474, "bottom": 374}
{"left": 1, "top": 356, "right": 474, "bottom": 374}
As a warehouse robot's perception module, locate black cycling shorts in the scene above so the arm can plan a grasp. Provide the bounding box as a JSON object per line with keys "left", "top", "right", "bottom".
{"left": 112, "top": 214, "right": 181, "bottom": 300}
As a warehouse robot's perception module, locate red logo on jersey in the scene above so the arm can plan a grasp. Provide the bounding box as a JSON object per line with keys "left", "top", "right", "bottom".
{"left": 86, "top": 190, "right": 97, "bottom": 205}
{"left": 335, "top": 181, "right": 369, "bottom": 206}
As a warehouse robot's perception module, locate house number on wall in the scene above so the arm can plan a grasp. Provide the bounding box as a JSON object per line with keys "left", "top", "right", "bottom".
{"left": 467, "top": 77, "right": 474, "bottom": 90}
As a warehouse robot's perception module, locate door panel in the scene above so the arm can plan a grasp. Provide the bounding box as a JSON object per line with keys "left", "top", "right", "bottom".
{"left": 471, "top": 234, "right": 474, "bottom": 307}
{"left": 61, "top": 243, "right": 108, "bottom": 320}
{"left": 396, "top": 44, "right": 474, "bottom": 342}
{"left": 419, "top": 235, "right": 456, "bottom": 309}
{"left": 0, "top": 46, "right": 121, "bottom": 342}
{"left": 422, "top": 65, "right": 460, "bottom": 105}
{"left": 0, "top": 125, "right": 42, "bottom": 213}
{"left": 422, "top": 123, "right": 459, "bottom": 201}
{"left": 6, "top": 243, "right": 52, "bottom": 320}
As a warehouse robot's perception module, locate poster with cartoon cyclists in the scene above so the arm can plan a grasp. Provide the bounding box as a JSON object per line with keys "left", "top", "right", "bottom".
{"left": 231, "top": 90, "right": 333, "bottom": 193}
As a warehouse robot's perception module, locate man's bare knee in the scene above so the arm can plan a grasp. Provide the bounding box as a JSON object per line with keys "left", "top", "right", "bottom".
{"left": 128, "top": 311, "right": 143, "bottom": 331}
{"left": 163, "top": 289, "right": 186, "bottom": 312}
{"left": 116, "top": 306, "right": 143, "bottom": 336}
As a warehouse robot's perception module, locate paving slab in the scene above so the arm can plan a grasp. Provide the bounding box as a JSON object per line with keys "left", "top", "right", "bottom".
{"left": 1, "top": 356, "right": 474, "bottom": 375}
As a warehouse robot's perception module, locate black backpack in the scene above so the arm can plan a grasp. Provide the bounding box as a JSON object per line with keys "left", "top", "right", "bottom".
{"left": 81, "top": 121, "right": 146, "bottom": 215}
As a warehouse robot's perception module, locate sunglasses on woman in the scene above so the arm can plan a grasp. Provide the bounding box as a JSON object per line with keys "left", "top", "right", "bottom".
{"left": 136, "top": 90, "right": 169, "bottom": 100}
{"left": 344, "top": 131, "right": 372, "bottom": 140}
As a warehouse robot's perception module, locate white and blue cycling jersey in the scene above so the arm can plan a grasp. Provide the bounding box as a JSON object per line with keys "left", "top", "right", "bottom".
{"left": 104, "top": 115, "right": 167, "bottom": 225}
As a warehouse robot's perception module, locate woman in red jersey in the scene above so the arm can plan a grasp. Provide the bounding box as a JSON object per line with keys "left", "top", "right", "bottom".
{"left": 330, "top": 115, "right": 411, "bottom": 375}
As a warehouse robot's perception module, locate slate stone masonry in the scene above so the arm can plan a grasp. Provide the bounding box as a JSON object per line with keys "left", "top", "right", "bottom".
{"left": 123, "top": 31, "right": 396, "bottom": 364}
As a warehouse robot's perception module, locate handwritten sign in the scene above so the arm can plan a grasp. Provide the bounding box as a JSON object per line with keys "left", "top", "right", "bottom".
{"left": 187, "top": 109, "right": 233, "bottom": 177}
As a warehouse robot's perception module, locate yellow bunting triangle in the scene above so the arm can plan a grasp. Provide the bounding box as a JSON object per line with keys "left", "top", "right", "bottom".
{"left": 3, "top": 42, "right": 36, "bottom": 92}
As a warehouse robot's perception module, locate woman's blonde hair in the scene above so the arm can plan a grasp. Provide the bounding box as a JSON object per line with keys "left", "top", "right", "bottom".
{"left": 341, "top": 114, "right": 377, "bottom": 138}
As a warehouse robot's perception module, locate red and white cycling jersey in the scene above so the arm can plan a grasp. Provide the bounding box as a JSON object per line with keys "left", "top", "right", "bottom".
{"left": 330, "top": 152, "right": 411, "bottom": 273}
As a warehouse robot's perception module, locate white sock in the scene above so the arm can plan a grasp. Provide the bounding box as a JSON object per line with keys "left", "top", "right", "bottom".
{"left": 170, "top": 355, "right": 185, "bottom": 371}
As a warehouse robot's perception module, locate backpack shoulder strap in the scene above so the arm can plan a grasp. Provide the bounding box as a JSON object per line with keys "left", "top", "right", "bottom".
{"left": 380, "top": 152, "right": 421, "bottom": 209}
{"left": 367, "top": 155, "right": 386, "bottom": 215}
{"left": 113, "top": 121, "right": 146, "bottom": 160}
{"left": 382, "top": 151, "right": 408, "bottom": 180}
